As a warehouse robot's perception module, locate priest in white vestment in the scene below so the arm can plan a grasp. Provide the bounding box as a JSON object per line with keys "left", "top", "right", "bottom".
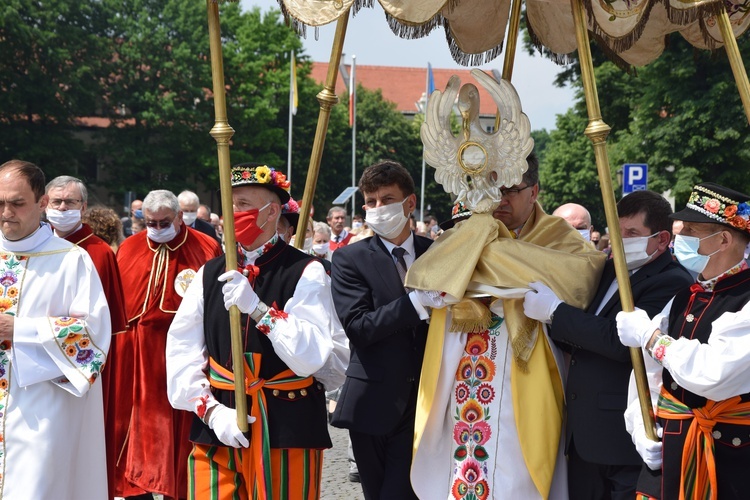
{"left": 0, "top": 160, "right": 110, "bottom": 499}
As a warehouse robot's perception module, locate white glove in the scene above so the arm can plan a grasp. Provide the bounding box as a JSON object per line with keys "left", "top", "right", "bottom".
{"left": 632, "top": 422, "right": 663, "bottom": 470}
{"left": 617, "top": 309, "right": 656, "bottom": 348}
{"left": 207, "top": 404, "right": 256, "bottom": 448}
{"left": 523, "top": 281, "right": 563, "bottom": 324}
{"left": 410, "top": 289, "right": 446, "bottom": 309}
{"left": 218, "top": 270, "right": 260, "bottom": 314}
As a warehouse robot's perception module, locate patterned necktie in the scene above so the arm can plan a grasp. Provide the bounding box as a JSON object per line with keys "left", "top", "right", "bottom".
{"left": 392, "top": 247, "right": 408, "bottom": 285}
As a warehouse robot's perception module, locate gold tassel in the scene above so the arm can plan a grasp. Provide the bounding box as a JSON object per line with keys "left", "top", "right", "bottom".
{"left": 449, "top": 298, "right": 492, "bottom": 333}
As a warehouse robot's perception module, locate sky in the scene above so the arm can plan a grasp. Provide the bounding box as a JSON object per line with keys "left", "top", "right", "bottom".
{"left": 239, "top": 0, "right": 575, "bottom": 131}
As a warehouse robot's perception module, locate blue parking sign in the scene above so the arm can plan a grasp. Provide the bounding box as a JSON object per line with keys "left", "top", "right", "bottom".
{"left": 623, "top": 163, "right": 648, "bottom": 194}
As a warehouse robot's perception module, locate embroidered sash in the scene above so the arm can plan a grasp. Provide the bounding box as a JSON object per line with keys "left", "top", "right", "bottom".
{"left": 208, "top": 354, "right": 313, "bottom": 499}
{"left": 657, "top": 388, "right": 750, "bottom": 500}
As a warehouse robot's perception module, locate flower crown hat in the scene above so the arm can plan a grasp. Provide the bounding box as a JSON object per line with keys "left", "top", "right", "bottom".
{"left": 671, "top": 182, "right": 750, "bottom": 234}
{"left": 439, "top": 201, "right": 473, "bottom": 230}
{"left": 280, "top": 197, "right": 300, "bottom": 230}
{"left": 231, "top": 162, "right": 291, "bottom": 204}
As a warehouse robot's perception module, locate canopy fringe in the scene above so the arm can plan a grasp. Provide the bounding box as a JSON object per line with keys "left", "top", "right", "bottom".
{"left": 386, "top": 12, "right": 443, "bottom": 40}
{"left": 582, "top": 0, "right": 657, "bottom": 55}
{"left": 443, "top": 19, "right": 504, "bottom": 66}
{"left": 526, "top": 14, "right": 575, "bottom": 66}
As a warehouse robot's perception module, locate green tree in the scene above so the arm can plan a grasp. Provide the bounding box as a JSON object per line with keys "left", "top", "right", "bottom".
{"left": 0, "top": 0, "right": 109, "bottom": 174}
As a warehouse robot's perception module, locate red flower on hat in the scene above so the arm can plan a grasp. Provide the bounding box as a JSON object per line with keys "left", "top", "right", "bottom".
{"left": 728, "top": 215, "right": 748, "bottom": 230}
{"left": 724, "top": 204, "right": 738, "bottom": 218}
{"left": 241, "top": 171, "right": 251, "bottom": 180}
{"left": 704, "top": 198, "right": 721, "bottom": 214}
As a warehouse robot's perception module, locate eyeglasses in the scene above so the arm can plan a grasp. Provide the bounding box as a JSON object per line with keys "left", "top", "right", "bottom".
{"left": 49, "top": 198, "right": 82, "bottom": 209}
{"left": 145, "top": 219, "right": 174, "bottom": 229}
{"left": 500, "top": 185, "right": 533, "bottom": 197}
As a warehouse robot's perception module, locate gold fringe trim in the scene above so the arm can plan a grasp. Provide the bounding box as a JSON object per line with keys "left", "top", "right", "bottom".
{"left": 450, "top": 298, "right": 492, "bottom": 333}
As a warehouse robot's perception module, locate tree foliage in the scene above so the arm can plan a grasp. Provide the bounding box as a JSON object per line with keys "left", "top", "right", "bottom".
{"left": 537, "top": 34, "right": 750, "bottom": 229}
{"left": 0, "top": 2, "right": 450, "bottom": 221}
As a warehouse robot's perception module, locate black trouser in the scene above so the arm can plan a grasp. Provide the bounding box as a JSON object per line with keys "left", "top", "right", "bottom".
{"left": 568, "top": 439, "right": 641, "bottom": 500}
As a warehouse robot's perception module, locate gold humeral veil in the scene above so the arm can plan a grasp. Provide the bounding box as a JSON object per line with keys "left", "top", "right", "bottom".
{"left": 405, "top": 205, "right": 605, "bottom": 498}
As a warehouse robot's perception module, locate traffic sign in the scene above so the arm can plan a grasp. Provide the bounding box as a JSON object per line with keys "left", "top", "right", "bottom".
{"left": 622, "top": 163, "right": 648, "bottom": 195}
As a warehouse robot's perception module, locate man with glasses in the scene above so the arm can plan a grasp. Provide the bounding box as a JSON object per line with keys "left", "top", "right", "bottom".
{"left": 524, "top": 190, "right": 692, "bottom": 499}
{"left": 0, "top": 160, "right": 111, "bottom": 498}
{"left": 45, "top": 175, "right": 128, "bottom": 500}
{"left": 411, "top": 151, "right": 607, "bottom": 499}
{"left": 115, "top": 189, "right": 221, "bottom": 500}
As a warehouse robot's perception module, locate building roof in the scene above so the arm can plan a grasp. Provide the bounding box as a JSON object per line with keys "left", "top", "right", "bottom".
{"left": 309, "top": 63, "right": 500, "bottom": 116}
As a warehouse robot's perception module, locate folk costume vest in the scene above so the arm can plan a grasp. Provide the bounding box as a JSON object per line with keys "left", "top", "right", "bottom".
{"left": 660, "top": 268, "right": 750, "bottom": 500}
{"left": 190, "top": 241, "right": 331, "bottom": 450}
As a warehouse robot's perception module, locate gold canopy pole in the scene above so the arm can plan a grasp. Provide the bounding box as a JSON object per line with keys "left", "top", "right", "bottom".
{"left": 207, "top": 0, "right": 248, "bottom": 432}
{"left": 294, "top": 11, "right": 351, "bottom": 249}
{"left": 716, "top": 4, "right": 750, "bottom": 124}
{"left": 501, "top": 0, "right": 523, "bottom": 82}
{"left": 570, "top": 0, "right": 658, "bottom": 440}
{"left": 495, "top": 0, "right": 524, "bottom": 129}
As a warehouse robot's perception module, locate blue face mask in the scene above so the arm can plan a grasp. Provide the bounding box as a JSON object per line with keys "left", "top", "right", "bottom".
{"left": 673, "top": 231, "right": 722, "bottom": 274}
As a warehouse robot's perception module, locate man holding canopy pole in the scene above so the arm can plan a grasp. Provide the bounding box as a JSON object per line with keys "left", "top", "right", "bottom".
{"left": 618, "top": 182, "right": 750, "bottom": 500}
{"left": 166, "top": 163, "right": 347, "bottom": 500}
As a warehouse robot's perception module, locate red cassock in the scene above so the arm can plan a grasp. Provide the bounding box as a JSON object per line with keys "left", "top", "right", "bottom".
{"left": 114, "top": 226, "right": 221, "bottom": 499}
{"left": 64, "top": 224, "right": 128, "bottom": 500}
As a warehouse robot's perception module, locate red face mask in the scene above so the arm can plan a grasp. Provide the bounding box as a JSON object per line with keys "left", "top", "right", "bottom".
{"left": 234, "top": 203, "right": 270, "bottom": 247}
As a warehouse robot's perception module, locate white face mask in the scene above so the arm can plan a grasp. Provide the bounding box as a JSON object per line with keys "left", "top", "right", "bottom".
{"left": 673, "top": 231, "right": 722, "bottom": 275}
{"left": 622, "top": 232, "right": 659, "bottom": 270}
{"left": 577, "top": 229, "right": 591, "bottom": 241}
{"left": 182, "top": 211, "right": 198, "bottom": 226}
{"left": 312, "top": 242, "right": 329, "bottom": 255}
{"left": 352, "top": 221, "right": 363, "bottom": 229}
{"left": 147, "top": 223, "right": 177, "bottom": 243}
{"left": 46, "top": 208, "right": 82, "bottom": 233}
{"left": 303, "top": 236, "right": 313, "bottom": 251}
{"left": 365, "top": 198, "right": 409, "bottom": 241}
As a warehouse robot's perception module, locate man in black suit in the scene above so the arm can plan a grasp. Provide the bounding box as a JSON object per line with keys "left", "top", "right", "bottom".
{"left": 523, "top": 190, "right": 693, "bottom": 500}
{"left": 178, "top": 190, "right": 221, "bottom": 246}
{"left": 330, "top": 160, "right": 442, "bottom": 499}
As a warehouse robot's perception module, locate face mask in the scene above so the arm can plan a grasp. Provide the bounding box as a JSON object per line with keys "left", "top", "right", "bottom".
{"left": 365, "top": 198, "right": 409, "bottom": 240}
{"left": 303, "top": 236, "right": 313, "bottom": 251}
{"left": 147, "top": 223, "right": 177, "bottom": 244}
{"left": 278, "top": 233, "right": 286, "bottom": 243}
{"left": 622, "top": 232, "right": 659, "bottom": 270}
{"left": 46, "top": 209, "right": 81, "bottom": 233}
{"left": 312, "top": 242, "right": 329, "bottom": 256}
{"left": 352, "top": 221, "right": 363, "bottom": 230}
{"left": 577, "top": 229, "right": 591, "bottom": 241}
{"left": 234, "top": 203, "right": 271, "bottom": 248}
{"left": 673, "top": 231, "right": 722, "bottom": 274}
{"left": 182, "top": 211, "right": 198, "bottom": 226}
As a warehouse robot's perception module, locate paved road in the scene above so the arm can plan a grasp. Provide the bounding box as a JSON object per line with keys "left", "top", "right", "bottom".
{"left": 321, "top": 424, "right": 365, "bottom": 500}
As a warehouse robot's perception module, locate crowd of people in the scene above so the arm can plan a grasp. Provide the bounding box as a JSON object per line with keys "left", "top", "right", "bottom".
{"left": 1, "top": 155, "right": 749, "bottom": 500}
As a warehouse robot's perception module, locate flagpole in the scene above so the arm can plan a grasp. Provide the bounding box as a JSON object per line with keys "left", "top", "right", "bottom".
{"left": 350, "top": 55, "right": 357, "bottom": 221}
{"left": 288, "top": 50, "right": 295, "bottom": 186}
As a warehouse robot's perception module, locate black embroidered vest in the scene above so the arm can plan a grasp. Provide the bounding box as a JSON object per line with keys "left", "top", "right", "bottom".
{"left": 189, "top": 241, "right": 332, "bottom": 449}
{"left": 664, "top": 269, "right": 750, "bottom": 408}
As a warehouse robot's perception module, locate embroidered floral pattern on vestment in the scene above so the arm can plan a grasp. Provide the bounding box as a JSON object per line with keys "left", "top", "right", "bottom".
{"left": 53, "top": 317, "right": 105, "bottom": 385}
{"left": 450, "top": 318, "right": 502, "bottom": 499}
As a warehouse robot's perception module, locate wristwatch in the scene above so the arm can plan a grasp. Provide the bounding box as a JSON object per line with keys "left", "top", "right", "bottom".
{"left": 250, "top": 301, "right": 269, "bottom": 322}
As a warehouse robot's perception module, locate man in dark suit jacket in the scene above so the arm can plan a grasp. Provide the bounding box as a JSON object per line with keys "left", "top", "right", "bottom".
{"left": 523, "top": 190, "right": 693, "bottom": 500}
{"left": 331, "top": 160, "right": 441, "bottom": 500}
{"left": 178, "top": 190, "right": 221, "bottom": 247}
